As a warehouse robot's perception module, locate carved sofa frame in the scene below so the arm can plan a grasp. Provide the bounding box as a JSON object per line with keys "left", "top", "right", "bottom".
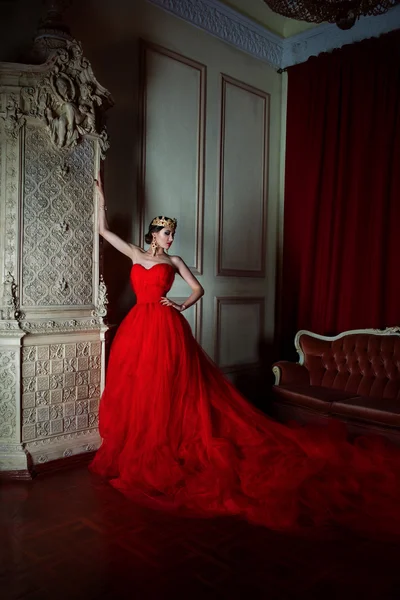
{"left": 272, "top": 327, "right": 400, "bottom": 443}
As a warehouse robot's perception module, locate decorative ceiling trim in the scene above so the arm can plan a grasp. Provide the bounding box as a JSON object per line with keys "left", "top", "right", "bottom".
{"left": 147, "top": 0, "right": 284, "bottom": 68}
{"left": 147, "top": 0, "right": 400, "bottom": 70}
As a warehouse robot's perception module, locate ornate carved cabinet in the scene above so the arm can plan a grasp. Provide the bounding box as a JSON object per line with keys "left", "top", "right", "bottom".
{"left": 0, "top": 22, "right": 113, "bottom": 475}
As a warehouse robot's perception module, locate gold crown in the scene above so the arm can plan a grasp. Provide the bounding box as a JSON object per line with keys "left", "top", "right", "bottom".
{"left": 151, "top": 216, "right": 177, "bottom": 230}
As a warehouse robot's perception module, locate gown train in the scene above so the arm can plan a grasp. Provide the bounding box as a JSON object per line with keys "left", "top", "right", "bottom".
{"left": 90, "top": 263, "right": 400, "bottom": 537}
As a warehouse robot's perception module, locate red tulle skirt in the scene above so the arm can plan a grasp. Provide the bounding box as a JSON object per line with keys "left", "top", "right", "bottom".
{"left": 90, "top": 296, "right": 400, "bottom": 538}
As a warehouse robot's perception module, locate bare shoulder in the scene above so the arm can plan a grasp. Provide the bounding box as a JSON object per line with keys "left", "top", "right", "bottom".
{"left": 169, "top": 255, "right": 203, "bottom": 290}
{"left": 170, "top": 255, "right": 185, "bottom": 268}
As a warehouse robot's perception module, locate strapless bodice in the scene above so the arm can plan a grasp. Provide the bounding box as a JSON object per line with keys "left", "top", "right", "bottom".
{"left": 130, "top": 263, "right": 175, "bottom": 304}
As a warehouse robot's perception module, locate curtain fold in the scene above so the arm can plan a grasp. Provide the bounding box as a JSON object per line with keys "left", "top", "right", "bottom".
{"left": 281, "top": 30, "right": 400, "bottom": 349}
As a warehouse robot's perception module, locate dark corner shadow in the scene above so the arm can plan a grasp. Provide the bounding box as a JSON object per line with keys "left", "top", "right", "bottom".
{"left": 232, "top": 337, "right": 279, "bottom": 417}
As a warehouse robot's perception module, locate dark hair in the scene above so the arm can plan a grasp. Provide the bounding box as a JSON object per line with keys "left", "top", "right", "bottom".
{"left": 144, "top": 216, "right": 177, "bottom": 244}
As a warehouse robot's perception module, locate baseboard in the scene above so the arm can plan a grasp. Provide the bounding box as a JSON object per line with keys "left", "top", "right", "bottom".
{"left": 0, "top": 450, "right": 97, "bottom": 481}
{"left": 32, "top": 450, "right": 96, "bottom": 476}
{"left": 0, "top": 469, "right": 33, "bottom": 481}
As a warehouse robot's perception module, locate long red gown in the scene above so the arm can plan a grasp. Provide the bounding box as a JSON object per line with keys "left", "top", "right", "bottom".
{"left": 90, "top": 263, "right": 400, "bottom": 536}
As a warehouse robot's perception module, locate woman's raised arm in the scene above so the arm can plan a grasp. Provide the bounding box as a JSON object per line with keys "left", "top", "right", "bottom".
{"left": 96, "top": 176, "right": 137, "bottom": 259}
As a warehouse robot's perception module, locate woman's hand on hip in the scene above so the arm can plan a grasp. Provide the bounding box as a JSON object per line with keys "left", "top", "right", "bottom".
{"left": 160, "top": 297, "right": 184, "bottom": 311}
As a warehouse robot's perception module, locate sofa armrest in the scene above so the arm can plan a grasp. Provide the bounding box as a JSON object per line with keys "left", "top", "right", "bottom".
{"left": 272, "top": 361, "right": 310, "bottom": 386}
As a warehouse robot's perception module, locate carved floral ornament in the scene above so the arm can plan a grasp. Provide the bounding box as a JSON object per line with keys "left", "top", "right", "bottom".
{"left": 2, "top": 97, "right": 25, "bottom": 141}
{"left": 13, "top": 40, "right": 114, "bottom": 156}
{"left": 0, "top": 272, "right": 24, "bottom": 323}
{"left": 91, "top": 275, "right": 109, "bottom": 324}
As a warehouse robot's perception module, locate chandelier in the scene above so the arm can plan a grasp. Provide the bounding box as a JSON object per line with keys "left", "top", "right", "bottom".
{"left": 264, "top": 1, "right": 400, "bottom": 30}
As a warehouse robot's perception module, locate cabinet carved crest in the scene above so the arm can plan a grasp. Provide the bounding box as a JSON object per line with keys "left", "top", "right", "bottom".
{"left": 20, "top": 41, "right": 112, "bottom": 156}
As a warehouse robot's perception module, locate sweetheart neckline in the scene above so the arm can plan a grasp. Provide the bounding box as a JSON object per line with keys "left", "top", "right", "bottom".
{"left": 131, "top": 262, "right": 175, "bottom": 273}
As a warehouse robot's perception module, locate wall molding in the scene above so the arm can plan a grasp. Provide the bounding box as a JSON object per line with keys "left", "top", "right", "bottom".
{"left": 138, "top": 40, "right": 206, "bottom": 274}
{"left": 147, "top": 0, "right": 400, "bottom": 70}
{"left": 214, "top": 296, "right": 265, "bottom": 372}
{"left": 217, "top": 73, "right": 269, "bottom": 277}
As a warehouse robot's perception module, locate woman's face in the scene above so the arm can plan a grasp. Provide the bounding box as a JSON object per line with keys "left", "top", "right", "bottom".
{"left": 154, "top": 227, "right": 174, "bottom": 250}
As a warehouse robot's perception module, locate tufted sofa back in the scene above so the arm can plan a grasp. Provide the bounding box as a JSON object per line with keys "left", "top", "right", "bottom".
{"left": 298, "top": 332, "right": 400, "bottom": 399}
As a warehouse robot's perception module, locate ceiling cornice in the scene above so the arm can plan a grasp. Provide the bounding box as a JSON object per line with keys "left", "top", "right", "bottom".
{"left": 148, "top": 0, "right": 284, "bottom": 67}
{"left": 147, "top": 0, "right": 400, "bottom": 70}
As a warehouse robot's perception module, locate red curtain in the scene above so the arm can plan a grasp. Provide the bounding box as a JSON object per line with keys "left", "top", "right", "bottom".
{"left": 282, "top": 30, "right": 400, "bottom": 349}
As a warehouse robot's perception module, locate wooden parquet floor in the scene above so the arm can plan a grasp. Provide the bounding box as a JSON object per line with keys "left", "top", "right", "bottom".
{"left": 1, "top": 465, "right": 400, "bottom": 600}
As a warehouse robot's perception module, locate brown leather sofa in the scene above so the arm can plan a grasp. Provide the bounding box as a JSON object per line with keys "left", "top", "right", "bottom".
{"left": 272, "top": 328, "right": 400, "bottom": 442}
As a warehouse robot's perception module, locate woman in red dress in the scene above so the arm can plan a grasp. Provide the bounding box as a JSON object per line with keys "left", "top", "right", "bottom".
{"left": 90, "top": 179, "right": 400, "bottom": 537}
